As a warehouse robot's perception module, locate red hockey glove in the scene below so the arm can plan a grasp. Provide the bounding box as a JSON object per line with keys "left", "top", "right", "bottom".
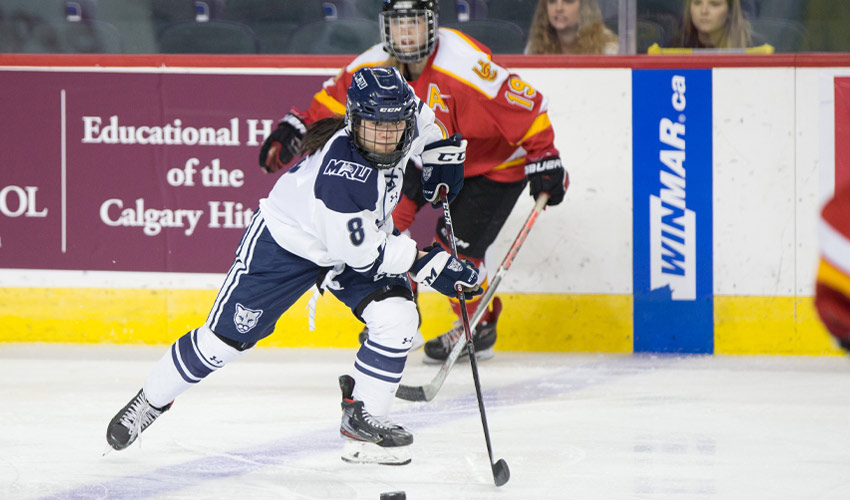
{"left": 259, "top": 112, "right": 306, "bottom": 174}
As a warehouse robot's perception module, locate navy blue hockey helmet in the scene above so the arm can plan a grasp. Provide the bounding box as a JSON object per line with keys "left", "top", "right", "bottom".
{"left": 380, "top": 0, "right": 439, "bottom": 63}
{"left": 346, "top": 66, "right": 418, "bottom": 169}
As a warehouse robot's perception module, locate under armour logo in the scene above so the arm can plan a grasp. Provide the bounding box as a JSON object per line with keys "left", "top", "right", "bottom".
{"left": 209, "top": 355, "right": 223, "bottom": 365}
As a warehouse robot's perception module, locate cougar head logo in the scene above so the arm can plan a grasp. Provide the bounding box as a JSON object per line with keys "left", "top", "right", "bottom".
{"left": 233, "top": 303, "right": 263, "bottom": 334}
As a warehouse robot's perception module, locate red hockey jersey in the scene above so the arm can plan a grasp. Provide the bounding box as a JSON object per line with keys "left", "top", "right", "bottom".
{"left": 816, "top": 185, "right": 850, "bottom": 345}
{"left": 302, "top": 28, "right": 560, "bottom": 183}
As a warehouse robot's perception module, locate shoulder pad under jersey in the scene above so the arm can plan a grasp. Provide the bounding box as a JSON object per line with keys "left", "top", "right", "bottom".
{"left": 431, "top": 28, "right": 508, "bottom": 99}
{"left": 343, "top": 44, "right": 394, "bottom": 74}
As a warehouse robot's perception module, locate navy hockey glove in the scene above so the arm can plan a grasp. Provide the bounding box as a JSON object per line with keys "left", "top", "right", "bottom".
{"left": 525, "top": 155, "right": 568, "bottom": 206}
{"left": 421, "top": 134, "right": 466, "bottom": 206}
{"left": 259, "top": 112, "right": 306, "bottom": 173}
{"left": 410, "top": 244, "right": 484, "bottom": 299}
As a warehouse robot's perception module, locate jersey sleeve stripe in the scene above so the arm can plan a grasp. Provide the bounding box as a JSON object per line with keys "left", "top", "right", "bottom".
{"left": 492, "top": 157, "right": 525, "bottom": 171}
{"left": 820, "top": 217, "right": 850, "bottom": 275}
{"left": 817, "top": 258, "right": 850, "bottom": 299}
{"left": 517, "top": 112, "right": 553, "bottom": 146}
{"left": 313, "top": 88, "right": 346, "bottom": 116}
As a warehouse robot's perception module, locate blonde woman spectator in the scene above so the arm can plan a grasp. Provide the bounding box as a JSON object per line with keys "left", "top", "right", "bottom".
{"left": 525, "top": 0, "right": 619, "bottom": 55}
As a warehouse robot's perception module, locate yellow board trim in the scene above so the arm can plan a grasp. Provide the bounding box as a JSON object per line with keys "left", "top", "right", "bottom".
{"left": 0, "top": 288, "right": 838, "bottom": 355}
{"left": 0, "top": 288, "right": 631, "bottom": 352}
{"left": 714, "top": 295, "right": 842, "bottom": 355}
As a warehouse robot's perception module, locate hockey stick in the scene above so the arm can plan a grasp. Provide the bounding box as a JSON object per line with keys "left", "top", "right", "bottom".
{"left": 396, "top": 192, "right": 549, "bottom": 403}
{"left": 435, "top": 187, "right": 511, "bottom": 487}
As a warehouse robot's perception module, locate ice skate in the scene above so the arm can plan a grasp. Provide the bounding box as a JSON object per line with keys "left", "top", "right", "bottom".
{"left": 338, "top": 375, "right": 412, "bottom": 465}
{"left": 423, "top": 296, "right": 502, "bottom": 364}
{"left": 106, "top": 389, "right": 172, "bottom": 451}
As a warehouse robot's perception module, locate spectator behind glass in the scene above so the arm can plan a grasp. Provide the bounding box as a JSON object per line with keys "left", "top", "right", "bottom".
{"left": 525, "top": 0, "right": 619, "bottom": 55}
{"left": 672, "top": 0, "right": 769, "bottom": 49}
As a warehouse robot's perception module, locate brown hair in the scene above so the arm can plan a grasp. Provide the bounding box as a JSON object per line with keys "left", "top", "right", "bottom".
{"left": 677, "top": 0, "right": 753, "bottom": 48}
{"left": 526, "top": 0, "right": 619, "bottom": 54}
{"left": 299, "top": 117, "right": 346, "bottom": 157}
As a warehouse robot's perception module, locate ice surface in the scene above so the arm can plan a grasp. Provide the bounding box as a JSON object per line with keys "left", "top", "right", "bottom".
{"left": 2, "top": 344, "right": 850, "bottom": 499}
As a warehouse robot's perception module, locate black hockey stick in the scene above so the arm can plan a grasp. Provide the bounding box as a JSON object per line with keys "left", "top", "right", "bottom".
{"left": 436, "top": 187, "right": 512, "bottom": 487}
{"left": 396, "top": 193, "right": 549, "bottom": 403}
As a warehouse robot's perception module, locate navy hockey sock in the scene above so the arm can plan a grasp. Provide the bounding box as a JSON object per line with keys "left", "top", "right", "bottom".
{"left": 143, "top": 325, "right": 245, "bottom": 408}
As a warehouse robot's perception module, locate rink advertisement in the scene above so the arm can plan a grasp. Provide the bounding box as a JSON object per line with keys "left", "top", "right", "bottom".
{"left": 632, "top": 69, "right": 714, "bottom": 353}
{"left": 2, "top": 55, "right": 848, "bottom": 353}
{"left": 0, "top": 70, "right": 326, "bottom": 273}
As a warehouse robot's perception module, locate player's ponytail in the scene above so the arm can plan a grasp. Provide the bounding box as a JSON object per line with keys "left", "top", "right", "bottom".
{"left": 299, "top": 117, "right": 346, "bottom": 157}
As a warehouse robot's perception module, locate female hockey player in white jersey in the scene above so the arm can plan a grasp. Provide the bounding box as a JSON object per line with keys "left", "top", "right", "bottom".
{"left": 105, "top": 66, "right": 482, "bottom": 466}
{"left": 260, "top": 0, "right": 568, "bottom": 364}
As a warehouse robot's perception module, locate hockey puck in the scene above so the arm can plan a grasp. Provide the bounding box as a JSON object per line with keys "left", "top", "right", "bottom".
{"left": 379, "top": 492, "right": 406, "bottom": 500}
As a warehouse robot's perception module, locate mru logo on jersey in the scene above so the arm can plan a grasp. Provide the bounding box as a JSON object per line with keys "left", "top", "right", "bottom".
{"left": 632, "top": 69, "right": 714, "bottom": 354}
{"left": 323, "top": 159, "right": 373, "bottom": 183}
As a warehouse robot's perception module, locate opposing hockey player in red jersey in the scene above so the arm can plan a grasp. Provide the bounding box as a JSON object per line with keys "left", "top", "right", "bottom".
{"left": 260, "top": 0, "right": 568, "bottom": 363}
{"left": 815, "top": 185, "right": 850, "bottom": 352}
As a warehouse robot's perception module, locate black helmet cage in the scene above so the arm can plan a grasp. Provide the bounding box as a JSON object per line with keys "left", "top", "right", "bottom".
{"left": 380, "top": 0, "right": 438, "bottom": 63}
{"left": 346, "top": 67, "right": 418, "bottom": 170}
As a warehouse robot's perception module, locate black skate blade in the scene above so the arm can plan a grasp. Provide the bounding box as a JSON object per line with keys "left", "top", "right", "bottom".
{"left": 395, "top": 384, "right": 427, "bottom": 402}
{"left": 492, "top": 459, "right": 510, "bottom": 487}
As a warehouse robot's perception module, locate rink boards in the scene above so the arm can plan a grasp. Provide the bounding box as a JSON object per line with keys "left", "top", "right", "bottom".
{"left": 1, "top": 54, "right": 849, "bottom": 355}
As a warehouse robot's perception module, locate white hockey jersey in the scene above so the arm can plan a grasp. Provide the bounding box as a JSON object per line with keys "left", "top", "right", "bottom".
{"left": 259, "top": 100, "right": 442, "bottom": 278}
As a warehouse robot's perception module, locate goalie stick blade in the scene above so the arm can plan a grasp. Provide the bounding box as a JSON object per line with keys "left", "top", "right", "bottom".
{"left": 493, "top": 458, "right": 510, "bottom": 487}
{"left": 395, "top": 384, "right": 428, "bottom": 402}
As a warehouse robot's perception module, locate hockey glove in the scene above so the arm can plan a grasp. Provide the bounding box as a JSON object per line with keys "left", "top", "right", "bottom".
{"left": 421, "top": 134, "right": 466, "bottom": 206}
{"left": 525, "top": 155, "right": 568, "bottom": 206}
{"left": 410, "top": 244, "right": 484, "bottom": 299}
{"left": 259, "top": 112, "right": 306, "bottom": 173}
